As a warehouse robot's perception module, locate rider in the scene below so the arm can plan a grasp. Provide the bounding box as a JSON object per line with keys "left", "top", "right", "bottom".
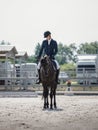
{"left": 36, "top": 31, "right": 60, "bottom": 84}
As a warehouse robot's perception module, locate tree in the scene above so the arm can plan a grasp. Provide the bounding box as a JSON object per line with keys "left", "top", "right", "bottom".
{"left": 27, "top": 43, "right": 41, "bottom": 63}
{"left": 35, "top": 43, "right": 41, "bottom": 57}
{"left": 56, "top": 43, "right": 67, "bottom": 64}
{"left": 0, "top": 40, "right": 11, "bottom": 45}
{"left": 77, "top": 41, "right": 98, "bottom": 54}
{"left": 0, "top": 40, "right": 5, "bottom": 45}
{"left": 69, "top": 43, "right": 77, "bottom": 63}
{"left": 27, "top": 55, "right": 36, "bottom": 63}
{"left": 56, "top": 43, "right": 77, "bottom": 64}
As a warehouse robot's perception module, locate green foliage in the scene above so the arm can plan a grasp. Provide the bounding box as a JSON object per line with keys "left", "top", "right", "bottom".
{"left": 27, "top": 55, "right": 37, "bottom": 63}
{"left": 77, "top": 41, "right": 98, "bottom": 54}
{"left": 56, "top": 42, "right": 77, "bottom": 64}
{"left": 35, "top": 43, "right": 41, "bottom": 56}
{"left": 60, "top": 63, "right": 76, "bottom": 71}
{"left": 27, "top": 43, "right": 41, "bottom": 63}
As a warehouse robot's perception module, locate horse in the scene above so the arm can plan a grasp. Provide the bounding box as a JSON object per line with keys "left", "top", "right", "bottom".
{"left": 40, "top": 56, "right": 57, "bottom": 109}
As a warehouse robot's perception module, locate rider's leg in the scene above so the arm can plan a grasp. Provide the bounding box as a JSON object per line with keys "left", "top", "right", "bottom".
{"left": 56, "top": 69, "right": 60, "bottom": 84}
{"left": 54, "top": 60, "right": 60, "bottom": 84}
{"left": 36, "top": 62, "right": 41, "bottom": 84}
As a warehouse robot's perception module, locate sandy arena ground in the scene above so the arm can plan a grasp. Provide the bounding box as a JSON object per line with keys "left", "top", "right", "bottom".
{"left": 0, "top": 95, "right": 98, "bottom": 130}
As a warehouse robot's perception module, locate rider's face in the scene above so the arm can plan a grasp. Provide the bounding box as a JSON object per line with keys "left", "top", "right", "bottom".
{"left": 46, "top": 35, "right": 51, "bottom": 40}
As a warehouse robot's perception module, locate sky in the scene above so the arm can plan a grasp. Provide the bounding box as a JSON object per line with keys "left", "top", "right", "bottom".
{"left": 0, "top": 0, "right": 98, "bottom": 55}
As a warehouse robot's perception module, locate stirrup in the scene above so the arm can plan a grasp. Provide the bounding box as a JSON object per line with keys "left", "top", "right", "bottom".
{"left": 36, "top": 79, "right": 41, "bottom": 84}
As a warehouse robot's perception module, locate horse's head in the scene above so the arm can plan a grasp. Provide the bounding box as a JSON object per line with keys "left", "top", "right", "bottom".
{"left": 40, "top": 55, "right": 56, "bottom": 83}
{"left": 40, "top": 55, "right": 50, "bottom": 67}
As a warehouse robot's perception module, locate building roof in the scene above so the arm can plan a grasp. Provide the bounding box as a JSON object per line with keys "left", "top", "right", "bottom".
{"left": 77, "top": 54, "right": 97, "bottom": 60}
{"left": 0, "top": 45, "right": 18, "bottom": 54}
{"left": 0, "top": 45, "right": 18, "bottom": 59}
{"left": 16, "top": 51, "right": 28, "bottom": 60}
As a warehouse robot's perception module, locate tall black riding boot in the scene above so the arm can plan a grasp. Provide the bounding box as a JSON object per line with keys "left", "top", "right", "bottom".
{"left": 36, "top": 69, "right": 41, "bottom": 84}
{"left": 56, "top": 69, "right": 60, "bottom": 84}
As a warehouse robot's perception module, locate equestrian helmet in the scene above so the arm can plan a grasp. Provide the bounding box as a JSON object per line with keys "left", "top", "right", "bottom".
{"left": 44, "top": 31, "right": 51, "bottom": 38}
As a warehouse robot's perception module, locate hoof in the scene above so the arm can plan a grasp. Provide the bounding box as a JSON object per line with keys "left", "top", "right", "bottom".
{"left": 42, "top": 108, "right": 46, "bottom": 111}
{"left": 47, "top": 106, "right": 49, "bottom": 108}
{"left": 50, "top": 107, "right": 53, "bottom": 110}
{"left": 43, "top": 106, "right": 47, "bottom": 109}
{"left": 54, "top": 106, "right": 57, "bottom": 109}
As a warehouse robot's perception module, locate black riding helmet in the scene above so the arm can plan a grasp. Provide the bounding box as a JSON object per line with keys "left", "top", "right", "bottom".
{"left": 44, "top": 31, "right": 51, "bottom": 38}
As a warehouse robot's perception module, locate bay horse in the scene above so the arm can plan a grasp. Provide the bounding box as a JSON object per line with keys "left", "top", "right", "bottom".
{"left": 40, "top": 56, "right": 57, "bottom": 109}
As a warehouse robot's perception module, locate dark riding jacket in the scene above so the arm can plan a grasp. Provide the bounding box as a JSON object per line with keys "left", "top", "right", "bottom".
{"left": 38, "top": 39, "right": 58, "bottom": 59}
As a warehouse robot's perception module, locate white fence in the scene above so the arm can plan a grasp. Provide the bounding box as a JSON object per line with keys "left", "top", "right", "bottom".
{"left": 0, "top": 67, "right": 98, "bottom": 90}
{"left": 0, "top": 62, "right": 38, "bottom": 90}
{"left": 0, "top": 77, "right": 37, "bottom": 90}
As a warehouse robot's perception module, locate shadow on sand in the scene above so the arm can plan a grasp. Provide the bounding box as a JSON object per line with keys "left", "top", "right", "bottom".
{"left": 42, "top": 107, "right": 63, "bottom": 112}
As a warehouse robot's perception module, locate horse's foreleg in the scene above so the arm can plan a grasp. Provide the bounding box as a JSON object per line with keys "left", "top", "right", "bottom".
{"left": 44, "top": 98, "right": 46, "bottom": 109}
{"left": 43, "top": 88, "right": 46, "bottom": 109}
{"left": 54, "top": 90, "right": 57, "bottom": 109}
{"left": 43, "top": 87, "right": 48, "bottom": 109}
{"left": 50, "top": 91, "right": 53, "bottom": 109}
{"left": 46, "top": 95, "right": 49, "bottom": 108}
{"left": 46, "top": 88, "right": 49, "bottom": 108}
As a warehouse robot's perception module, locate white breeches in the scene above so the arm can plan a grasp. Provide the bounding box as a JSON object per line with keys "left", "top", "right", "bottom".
{"left": 37, "top": 60, "right": 60, "bottom": 70}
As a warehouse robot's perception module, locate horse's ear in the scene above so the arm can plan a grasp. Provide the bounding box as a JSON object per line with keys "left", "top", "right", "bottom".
{"left": 44, "top": 56, "right": 47, "bottom": 60}
{"left": 41, "top": 58, "right": 45, "bottom": 65}
{"left": 41, "top": 58, "right": 43, "bottom": 62}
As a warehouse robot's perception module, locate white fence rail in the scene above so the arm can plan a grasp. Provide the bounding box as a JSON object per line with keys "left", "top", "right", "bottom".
{"left": 0, "top": 67, "right": 98, "bottom": 90}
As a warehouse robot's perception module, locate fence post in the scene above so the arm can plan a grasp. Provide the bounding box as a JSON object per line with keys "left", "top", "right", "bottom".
{"left": 83, "top": 68, "right": 86, "bottom": 91}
